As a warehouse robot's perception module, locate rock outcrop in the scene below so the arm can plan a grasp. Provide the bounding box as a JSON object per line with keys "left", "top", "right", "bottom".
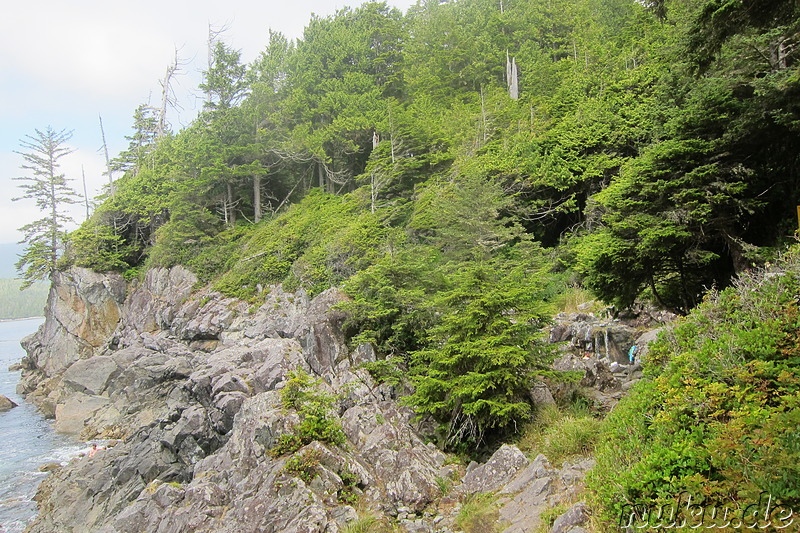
{"left": 0, "top": 394, "right": 17, "bottom": 411}
{"left": 18, "top": 266, "right": 624, "bottom": 532}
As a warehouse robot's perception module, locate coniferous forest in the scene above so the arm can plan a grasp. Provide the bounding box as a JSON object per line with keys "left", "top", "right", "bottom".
{"left": 21, "top": 0, "right": 800, "bottom": 527}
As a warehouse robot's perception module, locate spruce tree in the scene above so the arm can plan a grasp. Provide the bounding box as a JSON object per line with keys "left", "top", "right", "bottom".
{"left": 13, "top": 127, "right": 80, "bottom": 288}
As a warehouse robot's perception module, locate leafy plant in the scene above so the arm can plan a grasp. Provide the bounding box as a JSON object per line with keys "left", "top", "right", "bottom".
{"left": 270, "top": 369, "right": 346, "bottom": 457}
{"left": 283, "top": 447, "right": 322, "bottom": 484}
{"left": 589, "top": 247, "right": 800, "bottom": 527}
{"left": 337, "top": 466, "right": 361, "bottom": 505}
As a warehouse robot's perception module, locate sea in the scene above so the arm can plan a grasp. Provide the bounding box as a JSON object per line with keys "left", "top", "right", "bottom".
{"left": 0, "top": 318, "right": 85, "bottom": 533}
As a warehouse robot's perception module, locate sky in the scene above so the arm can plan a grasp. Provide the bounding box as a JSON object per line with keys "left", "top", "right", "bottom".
{"left": 0, "top": 0, "right": 418, "bottom": 246}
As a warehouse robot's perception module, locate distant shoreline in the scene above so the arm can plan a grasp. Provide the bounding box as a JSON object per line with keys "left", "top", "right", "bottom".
{"left": 0, "top": 316, "right": 44, "bottom": 323}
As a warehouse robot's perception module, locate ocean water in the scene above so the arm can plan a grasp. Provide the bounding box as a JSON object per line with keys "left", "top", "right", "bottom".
{"left": 0, "top": 318, "right": 85, "bottom": 533}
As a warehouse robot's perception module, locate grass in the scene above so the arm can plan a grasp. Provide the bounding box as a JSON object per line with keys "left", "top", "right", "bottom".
{"left": 341, "top": 515, "right": 399, "bottom": 533}
{"left": 553, "top": 285, "right": 605, "bottom": 315}
{"left": 455, "top": 492, "right": 502, "bottom": 533}
{"left": 516, "top": 403, "right": 604, "bottom": 465}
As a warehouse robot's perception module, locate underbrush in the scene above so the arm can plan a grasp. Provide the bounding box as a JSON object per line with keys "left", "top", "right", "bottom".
{"left": 588, "top": 246, "right": 800, "bottom": 529}
{"left": 212, "top": 190, "right": 387, "bottom": 300}
{"left": 516, "top": 402, "right": 604, "bottom": 466}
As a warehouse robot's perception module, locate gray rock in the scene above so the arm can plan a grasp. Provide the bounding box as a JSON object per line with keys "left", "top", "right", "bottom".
{"left": 529, "top": 380, "right": 556, "bottom": 406}
{"left": 551, "top": 502, "right": 590, "bottom": 533}
{"left": 461, "top": 444, "right": 529, "bottom": 494}
{"left": 500, "top": 454, "right": 553, "bottom": 494}
{"left": 38, "top": 462, "right": 62, "bottom": 473}
{"left": 54, "top": 393, "right": 109, "bottom": 434}
{"left": 62, "top": 356, "right": 121, "bottom": 395}
{"left": 20, "top": 267, "right": 465, "bottom": 533}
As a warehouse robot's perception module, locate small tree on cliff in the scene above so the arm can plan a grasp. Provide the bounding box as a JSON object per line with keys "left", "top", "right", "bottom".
{"left": 13, "top": 127, "right": 80, "bottom": 288}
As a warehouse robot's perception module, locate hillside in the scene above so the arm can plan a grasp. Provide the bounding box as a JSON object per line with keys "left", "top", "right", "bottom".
{"left": 12, "top": 0, "right": 800, "bottom": 530}
{"left": 590, "top": 247, "right": 800, "bottom": 528}
{"left": 0, "top": 279, "right": 48, "bottom": 319}
{"left": 0, "top": 243, "right": 24, "bottom": 278}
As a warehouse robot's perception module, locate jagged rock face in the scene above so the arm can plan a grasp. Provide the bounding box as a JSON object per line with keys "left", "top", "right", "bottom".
{"left": 549, "top": 313, "right": 637, "bottom": 364}
{"left": 20, "top": 268, "right": 126, "bottom": 378}
{"left": 19, "top": 267, "right": 453, "bottom": 532}
{"left": 20, "top": 266, "right": 608, "bottom": 532}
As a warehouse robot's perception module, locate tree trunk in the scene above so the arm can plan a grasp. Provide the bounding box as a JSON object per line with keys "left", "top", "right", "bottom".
{"left": 227, "top": 182, "right": 236, "bottom": 225}
{"left": 99, "top": 115, "right": 114, "bottom": 194}
{"left": 254, "top": 174, "right": 262, "bottom": 223}
{"left": 82, "top": 166, "right": 90, "bottom": 221}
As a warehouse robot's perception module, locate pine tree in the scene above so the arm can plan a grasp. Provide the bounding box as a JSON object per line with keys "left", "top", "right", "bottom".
{"left": 13, "top": 127, "right": 80, "bottom": 288}
{"left": 112, "top": 104, "right": 159, "bottom": 176}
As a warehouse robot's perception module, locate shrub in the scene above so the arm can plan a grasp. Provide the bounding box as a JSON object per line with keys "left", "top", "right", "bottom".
{"left": 270, "top": 370, "right": 346, "bottom": 457}
{"left": 588, "top": 246, "right": 800, "bottom": 527}
{"left": 283, "top": 447, "right": 322, "bottom": 484}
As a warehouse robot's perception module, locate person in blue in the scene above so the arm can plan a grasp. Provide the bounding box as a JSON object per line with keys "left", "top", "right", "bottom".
{"left": 628, "top": 345, "right": 637, "bottom": 364}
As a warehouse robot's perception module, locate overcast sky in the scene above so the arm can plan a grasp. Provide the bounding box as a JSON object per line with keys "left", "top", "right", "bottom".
{"left": 0, "top": 0, "right": 417, "bottom": 245}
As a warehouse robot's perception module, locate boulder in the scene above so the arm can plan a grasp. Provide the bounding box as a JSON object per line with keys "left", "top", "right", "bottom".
{"left": 461, "top": 445, "right": 529, "bottom": 494}
{"left": 54, "top": 393, "right": 110, "bottom": 434}
{"left": 62, "top": 356, "right": 121, "bottom": 395}
{"left": 551, "top": 502, "right": 590, "bottom": 533}
{"left": 0, "top": 394, "right": 18, "bottom": 411}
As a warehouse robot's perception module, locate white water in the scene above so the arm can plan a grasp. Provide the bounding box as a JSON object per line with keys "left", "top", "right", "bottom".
{"left": 0, "top": 318, "right": 85, "bottom": 533}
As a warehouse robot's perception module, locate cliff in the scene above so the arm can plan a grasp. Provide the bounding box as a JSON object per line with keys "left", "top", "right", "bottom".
{"left": 17, "top": 267, "right": 598, "bottom": 532}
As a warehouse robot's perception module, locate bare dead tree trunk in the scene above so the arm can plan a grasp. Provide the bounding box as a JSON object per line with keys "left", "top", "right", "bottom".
{"left": 157, "top": 49, "right": 182, "bottom": 139}
{"left": 480, "top": 85, "right": 488, "bottom": 143}
{"left": 206, "top": 23, "right": 231, "bottom": 105}
{"left": 254, "top": 174, "right": 262, "bottom": 223}
{"left": 98, "top": 115, "right": 115, "bottom": 195}
{"left": 227, "top": 182, "right": 236, "bottom": 225}
{"left": 81, "top": 165, "right": 90, "bottom": 221}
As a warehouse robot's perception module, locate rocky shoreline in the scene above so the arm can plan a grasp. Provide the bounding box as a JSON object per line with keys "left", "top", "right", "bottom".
{"left": 16, "top": 266, "right": 659, "bottom": 532}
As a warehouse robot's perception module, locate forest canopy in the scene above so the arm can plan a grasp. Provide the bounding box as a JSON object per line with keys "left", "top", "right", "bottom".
{"left": 58, "top": 0, "right": 798, "bottom": 317}
{"left": 46, "top": 0, "right": 799, "bottom": 451}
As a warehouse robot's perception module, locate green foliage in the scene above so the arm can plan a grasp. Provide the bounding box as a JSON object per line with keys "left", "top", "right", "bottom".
{"left": 282, "top": 447, "right": 322, "bottom": 484}
{"left": 66, "top": 219, "right": 136, "bottom": 272}
{"left": 455, "top": 492, "right": 502, "bottom": 533}
{"left": 405, "top": 260, "right": 554, "bottom": 449}
{"left": 214, "top": 190, "right": 386, "bottom": 299}
{"left": 337, "top": 466, "right": 361, "bottom": 505}
{"left": 270, "top": 369, "right": 346, "bottom": 457}
{"left": 13, "top": 127, "right": 80, "bottom": 288}
{"left": 589, "top": 246, "right": 800, "bottom": 527}
{"left": 0, "top": 279, "right": 49, "bottom": 319}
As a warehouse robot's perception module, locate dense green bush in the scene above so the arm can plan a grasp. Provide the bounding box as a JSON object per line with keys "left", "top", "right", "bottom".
{"left": 270, "top": 370, "right": 346, "bottom": 457}
{"left": 589, "top": 246, "right": 800, "bottom": 527}
{"left": 214, "top": 190, "right": 386, "bottom": 299}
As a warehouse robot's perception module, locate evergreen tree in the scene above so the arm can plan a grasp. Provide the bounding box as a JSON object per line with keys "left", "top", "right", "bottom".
{"left": 200, "top": 41, "right": 249, "bottom": 113}
{"left": 13, "top": 127, "right": 80, "bottom": 288}
{"left": 112, "top": 104, "right": 159, "bottom": 176}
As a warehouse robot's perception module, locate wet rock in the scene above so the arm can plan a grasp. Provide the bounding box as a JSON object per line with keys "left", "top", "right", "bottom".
{"left": 0, "top": 394, "right": 17, "bottom": 411}
{"left": 38, "top": 462, "right": 61, "bottom": 473}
